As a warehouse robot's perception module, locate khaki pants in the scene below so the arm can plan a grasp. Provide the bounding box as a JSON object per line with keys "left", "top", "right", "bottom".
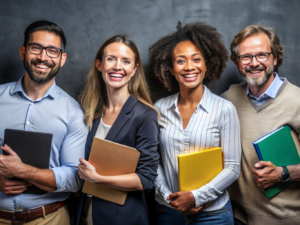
{"left": 0, "top": 206, "right": 70, "bottom": 225}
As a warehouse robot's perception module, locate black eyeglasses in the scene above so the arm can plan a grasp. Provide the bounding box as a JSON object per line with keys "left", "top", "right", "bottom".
{"left": 26, "top": 43, "right": 63, "bottom": 58}
{"left": 237, "top": 52, "right": 273, "bottom": 65}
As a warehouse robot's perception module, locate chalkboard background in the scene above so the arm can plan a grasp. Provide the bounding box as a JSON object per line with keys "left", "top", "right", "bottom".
{"left": 1, "top": 0, "right": 300, "bottom": 103}
{"left": 1, "top": 1, "right": 300, "bottom": 224}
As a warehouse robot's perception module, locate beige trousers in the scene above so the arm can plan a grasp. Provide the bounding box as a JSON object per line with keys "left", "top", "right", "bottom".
{"left": 0, "top": 206, "right": 70, "bottom": 225}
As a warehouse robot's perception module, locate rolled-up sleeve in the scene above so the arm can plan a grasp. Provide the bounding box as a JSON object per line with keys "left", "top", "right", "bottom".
{"left": 135, "top": 108, "right": 160, "bottom": 192}
{"left": 51, "top": 108, "right": 88, "bottom": 192}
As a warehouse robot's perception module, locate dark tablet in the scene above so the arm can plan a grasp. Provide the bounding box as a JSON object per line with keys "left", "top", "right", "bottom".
{"left": 3, "top": 129, "right": 53, "bottom": 194}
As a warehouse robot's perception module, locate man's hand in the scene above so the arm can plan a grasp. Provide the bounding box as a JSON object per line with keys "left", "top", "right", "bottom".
{"left": 0, "top": 176, "right": 31, "bottom": 195}
{"left": 0, "top": 145, "right": 26, "bottom": 178}
{"left": 168, "top": 191, "right": 203, "bottom": 214}
{"left": 78, "top": 158, "right": 101, "bottom": 184}
{"left": 252, "top": 161, "right": 282, "bottom": 189}
{"left": 0, "top": 145, "right": 56, "bottom": 192}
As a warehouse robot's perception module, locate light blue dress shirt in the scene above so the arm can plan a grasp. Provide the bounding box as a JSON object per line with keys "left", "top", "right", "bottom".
{"left": 247, "top": 72, "right": 283, "bottom": 105}
{"left": 0, "top": 77, "right": 88, "bottom": 211}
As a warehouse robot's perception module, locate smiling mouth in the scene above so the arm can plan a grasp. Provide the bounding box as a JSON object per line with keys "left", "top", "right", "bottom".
{"left": 245, "top": 65, "right": 266, "bottom": 75}
{"left": 34, "top": 63, "right": 50, "bottom": 69}
{"left": 182, "top": 73, "right": 198, "bottom": 78}
{"left": 109, "top": 73, "right": 124, "bottom": 78}
{"left": 246, "top": 70, "right": 264, "bottom": 75}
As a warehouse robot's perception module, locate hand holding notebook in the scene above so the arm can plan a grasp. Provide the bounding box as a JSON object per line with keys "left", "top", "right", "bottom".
{"left": 1, "top": 129, "right": 53, "bottom": 194}
{"left": 252, "top": 125, "right": 300, "bottom": 198}
{"left": 252, "top": 160, "right": 284, "bottom": 189}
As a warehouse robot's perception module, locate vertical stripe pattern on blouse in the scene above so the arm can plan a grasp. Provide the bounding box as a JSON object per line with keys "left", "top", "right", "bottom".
{"left": 154, "top": 86, "right": 241, "bottom": 211}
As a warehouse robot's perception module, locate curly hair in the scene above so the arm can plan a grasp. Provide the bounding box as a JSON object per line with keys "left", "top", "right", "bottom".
{"left": 148, "top": 22, "right": 229, "bottom": 92}
{"left": 230, "top": 24, "right": 284, "bottom": 72}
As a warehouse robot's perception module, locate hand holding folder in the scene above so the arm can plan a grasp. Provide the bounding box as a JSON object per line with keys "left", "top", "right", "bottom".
{"left": 178, "top": 147, "right": 223, "bottom": 192}
{"left": 82, "top": 137, "right": 140, "bottom": 205}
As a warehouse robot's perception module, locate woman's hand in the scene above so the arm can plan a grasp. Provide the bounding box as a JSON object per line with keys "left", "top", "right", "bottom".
{"left": 168, "top": 191, "right": 204, "bottom": 214}
{"left": 78, "top": 158, "right": 143, "bottom": 191}
{"left": 78, "top": 158, "right": 101, "bottom": 184}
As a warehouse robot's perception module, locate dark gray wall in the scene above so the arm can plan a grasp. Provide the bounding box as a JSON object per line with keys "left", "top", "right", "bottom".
{"left": 1, "top": 0, "right": 300, "bottom": 102}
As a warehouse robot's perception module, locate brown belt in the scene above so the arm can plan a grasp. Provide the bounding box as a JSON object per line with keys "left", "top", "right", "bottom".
{"left": 0, "top": 201, "right": 65, "bottom": 222}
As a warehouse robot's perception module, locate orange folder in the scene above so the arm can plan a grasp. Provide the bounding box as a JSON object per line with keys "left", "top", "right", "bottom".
{"left": 82, "top": 137, "right": 140, "bottom": 205}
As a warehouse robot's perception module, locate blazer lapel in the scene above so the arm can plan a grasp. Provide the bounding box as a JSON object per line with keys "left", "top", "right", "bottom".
{"left": 105, "top": 94, "right": 138, "bottom": 141}
{"left": 105, "top": 111, "right": 129, "bottom": 141}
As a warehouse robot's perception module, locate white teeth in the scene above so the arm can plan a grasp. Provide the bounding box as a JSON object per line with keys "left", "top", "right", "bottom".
{"left": 35, "top": 64, "right": 49, "bottom": 69}
{"left": 109, "top": 74, "right": 124, "bottom": 78}
{"left": 183, "top": 74, "right": 197, "bottom": 78}
{"left": 249, "top": 70, "right": 262, "bottom": 73}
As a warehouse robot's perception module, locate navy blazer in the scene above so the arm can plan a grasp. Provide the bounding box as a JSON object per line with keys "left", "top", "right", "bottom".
{"left": 76, "top": 95, "right": 159, "bottom": 225}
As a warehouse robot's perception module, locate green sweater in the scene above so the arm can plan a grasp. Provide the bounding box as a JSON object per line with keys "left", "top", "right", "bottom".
{"left": 224, "top": 79, "right": 300, "bottom": 225}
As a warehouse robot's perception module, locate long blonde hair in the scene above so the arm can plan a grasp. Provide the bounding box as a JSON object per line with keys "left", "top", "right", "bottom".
{"left": 79, "top": 35, "right": 158, "bottom": 129}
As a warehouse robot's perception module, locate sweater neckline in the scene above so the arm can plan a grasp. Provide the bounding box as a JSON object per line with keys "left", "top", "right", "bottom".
{"left": 247, "top": 78, "right": 288, "bottom": 113}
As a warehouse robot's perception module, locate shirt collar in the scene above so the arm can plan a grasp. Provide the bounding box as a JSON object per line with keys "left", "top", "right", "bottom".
{"left": 167, "top": 85, "right": 211, "bottom": 113}
{"left": 11, "top": 77, "right": 25, "bottom": 94}
{"left": 11, "top": 76, "right": 57, "bottom": 101}
{"left": 247, "top": 72, "right": 283, "bottom": 99}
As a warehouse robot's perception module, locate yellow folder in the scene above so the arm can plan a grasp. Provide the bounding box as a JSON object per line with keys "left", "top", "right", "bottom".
{"left": 178, "top": 147, "right": 223, "bottom": 191}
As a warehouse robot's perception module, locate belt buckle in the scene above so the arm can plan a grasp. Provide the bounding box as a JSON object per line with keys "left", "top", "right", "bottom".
{"left": 13, "top": 211, "right": 26, "bottom": 223}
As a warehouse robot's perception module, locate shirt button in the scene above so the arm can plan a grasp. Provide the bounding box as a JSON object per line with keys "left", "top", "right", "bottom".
{"left": 31, "top": 103, "right": 33, "bottom": 105}
{"left": 27, "top": 121, "right": 30, "bottom": 125}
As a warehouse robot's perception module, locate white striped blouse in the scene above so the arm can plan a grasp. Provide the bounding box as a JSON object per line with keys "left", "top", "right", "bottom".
{"left": 154, "top": 86, "right": 241, "bottom": 211}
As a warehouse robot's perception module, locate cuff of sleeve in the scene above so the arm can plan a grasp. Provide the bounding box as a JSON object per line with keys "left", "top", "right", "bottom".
{"left": 191, "top": 190, "right": 201, "bottom": 208}
{"left": 136, "top": 173, "right": 153, "bottom": 192}
{"left": 51, "top": 167, "right": 66, "bottom": 192}
{"left": 163, "top": 190, "right": 172, "bottom": 204}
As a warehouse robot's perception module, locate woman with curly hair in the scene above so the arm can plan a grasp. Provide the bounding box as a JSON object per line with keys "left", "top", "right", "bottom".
{"left": 149, "top": 22, "right": 241, "bottom": 225}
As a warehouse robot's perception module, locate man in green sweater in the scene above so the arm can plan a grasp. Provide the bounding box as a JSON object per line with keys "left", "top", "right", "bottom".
{"left": 222, "top": 24, "right": 300, "bottom": 225}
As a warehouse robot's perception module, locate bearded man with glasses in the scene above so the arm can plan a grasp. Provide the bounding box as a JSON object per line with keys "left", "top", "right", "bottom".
{"left": 222, "top": 24, "right": 300, "bottom": 225}
{"left": 0, "top": 20, "right": 88, "bottom": 224}
{"left": 23, "top": 42, "right": 63, "bottom": 83}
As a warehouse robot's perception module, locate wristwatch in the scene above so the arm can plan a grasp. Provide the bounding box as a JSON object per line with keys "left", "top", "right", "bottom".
{"left": 280, "top": 166, "right": 290, "bottom": 182}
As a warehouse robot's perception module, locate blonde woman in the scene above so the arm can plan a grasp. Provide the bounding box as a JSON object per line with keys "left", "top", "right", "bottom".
{"left": 77, "top": 35, "right": 159, "bottom": 225}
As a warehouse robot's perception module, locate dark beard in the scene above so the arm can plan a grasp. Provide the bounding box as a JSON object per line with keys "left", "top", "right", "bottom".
{"left": 23, "top": 58, "right": 60, "bottom": 84}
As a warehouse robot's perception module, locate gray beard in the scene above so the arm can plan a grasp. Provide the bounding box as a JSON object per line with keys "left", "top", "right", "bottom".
{"left": 239, "top": 64, "right": 274, "bottom": 87}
